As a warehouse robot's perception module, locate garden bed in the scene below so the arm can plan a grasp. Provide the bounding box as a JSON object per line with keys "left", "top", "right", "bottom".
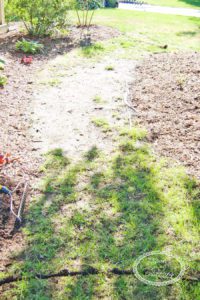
{"left": 132, "top": 52, "right": 200, "bottom": 179}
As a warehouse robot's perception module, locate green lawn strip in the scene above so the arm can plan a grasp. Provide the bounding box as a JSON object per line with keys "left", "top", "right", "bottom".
{"left": 3, "top": 126, "right": 199, "bottom": 299}
{"left": 75, "top": 10, "right": 200, "bottom": 60}
{"left": 145, "top": 0, "right": 200, "bottom": 9}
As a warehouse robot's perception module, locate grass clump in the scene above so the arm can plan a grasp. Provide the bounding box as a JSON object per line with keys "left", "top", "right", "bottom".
{"left": 119, "top": 127, "right": 147, "bottom": 140}
{"left": 105, "top": 65, "right": 114, "bottom": 71}
{"left": 92, "top": 118, "right": 112, "bottom": 133}
{"left": 81, "top": 43, "right": 105, "bottom": 58}
{"left": 93, "top": 95, "right": 106, "bottom": 104}
{"left": 85, "top": 146, "right": 100, "bottom": 161}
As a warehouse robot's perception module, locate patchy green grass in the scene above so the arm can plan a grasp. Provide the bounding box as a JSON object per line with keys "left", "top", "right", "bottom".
{"left": 146, "top": 0, "right": 200, "bottom": 9}
{"left": 72, "top": 9, "right": 200, "bottom": 60}
{"left": 92, "top": 118, "right": 112, "bottom": 133}
{"left": 93, "top": 95, "right": 106, "bottom": 104}
{"left": 2, "top": 125, "right": 200, "bottom": 299}
{"left": 80, "top": 43, "right": 106, "bottom": 58}
{"left": 105, "top": 65, "right": 115, "bottom": 71}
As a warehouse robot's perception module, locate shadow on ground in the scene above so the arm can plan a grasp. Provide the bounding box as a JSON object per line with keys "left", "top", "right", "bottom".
{"left": 2, "top": 128, "right": 199, "bottom": 299}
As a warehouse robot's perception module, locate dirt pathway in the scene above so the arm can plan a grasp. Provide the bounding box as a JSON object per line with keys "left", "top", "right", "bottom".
{"left": 30, "top": 55, "right": 136, "bottom": 159}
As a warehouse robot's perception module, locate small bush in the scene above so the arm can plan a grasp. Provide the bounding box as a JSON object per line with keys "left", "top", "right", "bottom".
{"left": 76, "top": 0, "right": 102, "bottom": 10}
{"left": 16, "top": 39, "right": 44, "bottom": 54}
{"left": 11, "top": 0, "right": 70, "bottom": 36}
{"left": 0, "top": 75, "right": 8, "bottom": 87}
{"left": 105, "top": 0, "right": 118, "bottom": 8}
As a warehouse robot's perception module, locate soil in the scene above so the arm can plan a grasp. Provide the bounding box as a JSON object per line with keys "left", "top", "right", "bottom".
{"left": 31, "top": 57, "right": 136, "bottom": 158}
{"left": 0, "top": 23, "right": 199, "bottom": 293}
{"left": 0, "top": 24, "right": 121, "bottom": 272}
{"left": 132, "top": 52, "right": 200, "bottom": 179}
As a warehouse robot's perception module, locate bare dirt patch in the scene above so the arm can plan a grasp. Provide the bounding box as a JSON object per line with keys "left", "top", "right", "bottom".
{"left": 0, "top": 24, "right": 121, "bottom": 273}
{"left": 132, "top": 52, "right": 200, "bottom": 179}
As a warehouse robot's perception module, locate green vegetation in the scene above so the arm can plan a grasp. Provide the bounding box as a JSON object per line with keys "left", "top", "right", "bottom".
{"left": 0, "top": 59, "right": 5, "bottom": 71}
{"left": 16, "top": 39, "right": 44, "bottom": 54}
{"left": 94, "top": 9, "right": 200, "bottom": 53}
{"left": 105, "top": 65, "right": 114, "bottom": 71}
{"left": 68, "top": 9, "right": 200, "bottom": 61}
{"left": 92, "top": 118, "right": 112, "bottom": 133}
{"left": 0, "top": 75, "right": 7, "bottom": 87}
{"left": 6, "top": 0, "right": 70, "bottom": 36}
{"left": 93, "top": 95, "right": 106, "bottom": 104}
{"left": 74, "top": 0, "right": 102, "bottom": 27}
{"left": 146, "top": 0, "right": 200, "bottom": 9}
{"left": 1, "top": 5, "right": 200, "bottom": 300}
{"left": 2, "top": 125, "right": 199, "bottom": 299}
{"left": 106, "top": 0, "right": 118, "bottom": 8}
{"left": 80, "top": 43, "right": 105, "bottom": 58}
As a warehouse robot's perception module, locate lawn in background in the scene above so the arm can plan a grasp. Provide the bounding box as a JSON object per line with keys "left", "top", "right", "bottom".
{"left": 93, "top": 9, "right": 200, "bottom": 55}
{"left": 146, "top": 0, "right": 200, "bottom": 9}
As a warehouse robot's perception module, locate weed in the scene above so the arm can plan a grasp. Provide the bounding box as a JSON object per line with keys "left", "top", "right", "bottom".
{"left": 85, "top": 146, "right": 100, "bottom": 161}
{"left": 105, "top": 65, "right": 114, "bottom": 71}
{"left": 92, "top": 118, "right": 111, "bottom": 133}
{"left": 0, "top": 75, "right": 7, "bottom": 87}
{"left": 16, "top": 39, "right": 43, "bottom": 54}
{"left": 177, "top": 75, "right": 186, "bottom": 91}
{"left": 81, "top": 43, "right": 105, "bottom": 58}
{"left": 93, "top": 95, "right": 106, "bottom": 104}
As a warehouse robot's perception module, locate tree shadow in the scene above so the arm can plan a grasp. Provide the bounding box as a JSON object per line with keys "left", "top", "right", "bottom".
{"left": 66, "top": 139, "right": 200, "bottom": 299}
{"left": 3, "top": 139, "right": 199, "bottom": 299}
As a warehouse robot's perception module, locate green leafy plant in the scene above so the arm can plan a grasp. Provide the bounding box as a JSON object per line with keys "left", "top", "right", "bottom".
{"left": 0, "top": 75, "right": 8, "bottom": 87}
{"left": 105, "top": 0, "right": 118, "bottom": 8}
{"left": 11, "top": 0, "right": 70, "bottom": 36}
{"left": 16, "top": 39, "right": 44, "bottom": 54}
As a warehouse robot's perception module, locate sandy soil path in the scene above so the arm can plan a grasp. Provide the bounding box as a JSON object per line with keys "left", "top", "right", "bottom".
{"left": 30, "top": 56, "right": 136, "bottom": 160}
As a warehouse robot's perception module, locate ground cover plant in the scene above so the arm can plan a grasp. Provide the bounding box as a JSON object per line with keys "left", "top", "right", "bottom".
{"left": 15, "top": 39, "right": 44, "bottom": 54}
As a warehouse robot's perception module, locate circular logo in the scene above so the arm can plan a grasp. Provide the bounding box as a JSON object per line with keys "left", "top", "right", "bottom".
{"left": 133, "top": 251, "right": 185, "bottom": 286}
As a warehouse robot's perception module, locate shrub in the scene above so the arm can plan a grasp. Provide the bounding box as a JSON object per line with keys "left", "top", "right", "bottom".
{"left": 11, "top": 0, "right": 70, "bottom": 36}
{"left": 5, "top": 0, "right": 20, "bottom": 22}
{"left": 105, "top": 0, "right": 118, "bottom": 8}
{"left": 74, "top": 0, "right": 102, "bottom": 27}
{"left": 16, "top": 39, "right": 44, "bottom": 54}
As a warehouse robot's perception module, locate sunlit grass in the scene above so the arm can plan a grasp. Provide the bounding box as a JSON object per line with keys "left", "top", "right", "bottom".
{"left": 2, "top": 126, "right": 199, "bottom": 299}
{"left": 146, "top": 0, "right": 200, "bottom": 9}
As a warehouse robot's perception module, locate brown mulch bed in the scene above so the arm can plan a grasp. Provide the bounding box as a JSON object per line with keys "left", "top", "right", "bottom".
{"left": 132, "top": 52, "right": 200, "bottom": 179}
